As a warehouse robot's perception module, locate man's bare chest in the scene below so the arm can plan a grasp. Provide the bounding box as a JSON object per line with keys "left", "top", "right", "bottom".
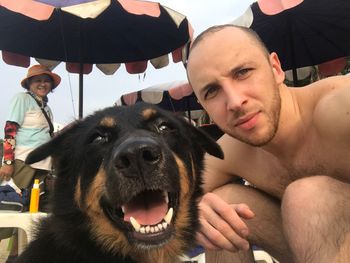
{"left": 241, "top": 140, "right": 350, "bottom": 199}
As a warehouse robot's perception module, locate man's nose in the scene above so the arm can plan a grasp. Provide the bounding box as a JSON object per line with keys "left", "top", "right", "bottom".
{"left": 223, "top": 84, "right": 248, "bottom": 111}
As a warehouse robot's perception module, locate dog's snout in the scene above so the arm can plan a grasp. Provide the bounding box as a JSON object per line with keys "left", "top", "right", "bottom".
{"left": 114, "top": 138, "right": 162, "bottom": 174}
{"left": 141, "top": 146, "right": 161, "bottom": 163}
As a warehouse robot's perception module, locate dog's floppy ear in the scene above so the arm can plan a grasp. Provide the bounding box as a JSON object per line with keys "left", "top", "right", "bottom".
{"left": 188, "top": 124, "right": 224, "bottom": 159}
{"left": 25, "top": 122, "right": 77, "bottom": 164}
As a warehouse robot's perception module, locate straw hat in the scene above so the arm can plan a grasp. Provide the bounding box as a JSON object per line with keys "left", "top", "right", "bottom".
{"left": 21, "top": 64, "right": 61, "bottom": 89}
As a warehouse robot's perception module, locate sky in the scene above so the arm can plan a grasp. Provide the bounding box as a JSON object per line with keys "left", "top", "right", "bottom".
{"left": 0, "top": 0, "right": 255, "bottom": 138}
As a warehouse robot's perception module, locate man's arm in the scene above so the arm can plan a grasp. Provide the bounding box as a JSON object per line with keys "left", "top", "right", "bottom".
{"left": 202, "top": 134, "right": 246, "bottom": 193}
{"left": 198, "top": 134, "right": 255, "bottom": 251}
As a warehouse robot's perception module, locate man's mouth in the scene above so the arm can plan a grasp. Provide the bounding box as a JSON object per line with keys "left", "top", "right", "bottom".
{"left": 235, "top": 112, "right": 259, "bottom": 130}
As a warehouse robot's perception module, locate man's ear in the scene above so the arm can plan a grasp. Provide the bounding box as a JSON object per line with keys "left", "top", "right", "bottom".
{"left": 270, "top": 52, "right": 285, "bottom": 84}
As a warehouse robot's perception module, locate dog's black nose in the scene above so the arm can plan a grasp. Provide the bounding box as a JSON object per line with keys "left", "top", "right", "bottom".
{"left": 114, "top": 137, "right": 162, "bottom": 175}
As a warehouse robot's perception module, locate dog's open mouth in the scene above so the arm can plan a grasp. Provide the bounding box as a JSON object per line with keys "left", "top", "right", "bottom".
{"left": 104, "top": 189, "right": 178, "bottom": 245}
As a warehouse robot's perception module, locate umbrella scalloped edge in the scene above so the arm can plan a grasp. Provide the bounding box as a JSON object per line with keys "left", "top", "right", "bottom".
{"left": 1, "top": 44, "right": 189, "bottom": 75}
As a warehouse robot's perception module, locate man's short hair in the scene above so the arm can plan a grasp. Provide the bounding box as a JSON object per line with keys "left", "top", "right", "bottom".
{"left": 189, "top": 24, "right": 270, "bottom": 58}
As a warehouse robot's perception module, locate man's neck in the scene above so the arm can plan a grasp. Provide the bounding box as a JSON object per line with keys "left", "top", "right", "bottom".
{"left": 262, "top": 85, "right": 307, "bottom": 160}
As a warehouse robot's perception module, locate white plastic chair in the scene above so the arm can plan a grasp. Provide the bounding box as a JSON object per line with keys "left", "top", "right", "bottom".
{"left": 0, "top": 212, "right": 48, "bottom": 253}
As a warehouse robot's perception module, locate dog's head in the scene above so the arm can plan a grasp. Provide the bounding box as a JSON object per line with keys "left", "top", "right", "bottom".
{"left": 26, "top": 103, "right": 223, "bottom": 260}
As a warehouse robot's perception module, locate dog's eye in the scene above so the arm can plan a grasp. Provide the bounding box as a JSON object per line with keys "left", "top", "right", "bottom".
{"left": 94, "top": 136, "right": 108, "bottom": 143}
{"left": 91, "top": 134, "right": 109, "bottom": 144}
{"left": 156, "top": 122, "right": 173, "bottom": 133}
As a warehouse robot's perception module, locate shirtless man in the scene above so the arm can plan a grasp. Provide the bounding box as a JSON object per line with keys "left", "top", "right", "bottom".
{"left": 186, "top": 24, "right": 350, "bottom": 263}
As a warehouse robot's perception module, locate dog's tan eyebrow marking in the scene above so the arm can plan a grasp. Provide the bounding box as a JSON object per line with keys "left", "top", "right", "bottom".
{"left": 142, "top": 108, "right": 156, "bottom": 120}
{"left": 100, "top": 117, "right": 117, "bottom": 127}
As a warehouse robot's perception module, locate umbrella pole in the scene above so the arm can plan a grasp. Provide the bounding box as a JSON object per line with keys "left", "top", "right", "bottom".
{"left": 79, "top": 63, "right": 83, "bottom": 119}
{"left": 292, "top": 67, "right": 299, "bottom": 87}
{"left": 287, "top": 16, "right": 299, "bottom": 87}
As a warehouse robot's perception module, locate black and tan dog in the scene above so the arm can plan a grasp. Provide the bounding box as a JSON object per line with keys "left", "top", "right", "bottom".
{"left": 16, "top": 103, "right": 223, "bottom": 263}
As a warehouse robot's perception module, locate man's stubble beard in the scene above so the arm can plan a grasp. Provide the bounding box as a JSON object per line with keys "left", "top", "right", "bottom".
{"left": 225, "top": 87, "right": 281, "bottom": 147}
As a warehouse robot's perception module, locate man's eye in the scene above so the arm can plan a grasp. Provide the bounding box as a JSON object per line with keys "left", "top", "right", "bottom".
{"left": 204, "top": 86, "right": 218, "bottom": 100}
{"left": 235, "top": 68, "right": 251, "bottom": 78}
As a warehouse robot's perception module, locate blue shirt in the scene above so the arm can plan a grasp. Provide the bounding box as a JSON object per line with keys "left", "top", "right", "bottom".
{"left": 7, "top": 92, "right": 52, "bottom": 170}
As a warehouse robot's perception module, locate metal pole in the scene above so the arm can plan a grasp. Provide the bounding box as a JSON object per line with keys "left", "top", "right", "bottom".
{"left": 79, "top": 62, "right": 83, "bottom": 119}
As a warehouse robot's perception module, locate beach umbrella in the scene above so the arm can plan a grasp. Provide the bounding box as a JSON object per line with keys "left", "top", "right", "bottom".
{"left": 232, "top": 0, "right": 350, "bottom": 86}
{"left": 0, "top": 0, "right": 193, "bottom": 117}
{"left": 117, "top": 81, "right": 224, "bottom": 139}
{"left": 117, "top": 80, "right": 202, "bottom": 120}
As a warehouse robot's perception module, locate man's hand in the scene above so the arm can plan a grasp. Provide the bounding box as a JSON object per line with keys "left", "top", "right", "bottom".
{"left": 196, "top": 192, "right": 255, "bottom": 252}
{"left": 0, "top": 164, "right": 14, "bottom": 181}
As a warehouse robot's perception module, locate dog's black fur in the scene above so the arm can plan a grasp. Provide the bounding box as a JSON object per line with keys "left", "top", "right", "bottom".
{"left": 15, "top": 103, "right": 223, "bottom": 263}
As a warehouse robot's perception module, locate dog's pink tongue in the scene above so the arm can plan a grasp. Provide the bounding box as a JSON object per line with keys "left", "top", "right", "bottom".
{"left": 124, "top": 202, "right": 168, "bottom": 225}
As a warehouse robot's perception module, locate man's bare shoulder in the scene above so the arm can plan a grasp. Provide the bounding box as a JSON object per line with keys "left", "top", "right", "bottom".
{"left": 294, "top": 75, "right": 350, "bottom": 100}
{"left": 306, "top": 75, "right": 350, "bottom": 96}
{"left": 309, "top": 76, "right": 350, "bottom": 137}
{"left": 205, "top": 134, "right": 252, "bottom": 169}
{"left": 217, "top": 134, "right": 259, "bottom": 163}
{"left": 202, "top": 134, "right": 258, "bottom": 192}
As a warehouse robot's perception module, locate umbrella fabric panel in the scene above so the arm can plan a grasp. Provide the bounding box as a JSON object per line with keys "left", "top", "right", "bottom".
{"left": 154, "top": 92, "right": 202, "bottom": 112}
{"left": 249, "top": 0, "right": 350, "bottom": 71}
{"left": 0, "top": 1, "right": 190, "bottom": 64}
{"left": 35, "top": 0, "right": 96, "bottom": 8}
{"left": 121, "top": 91, "right": 202, "bottom": 112}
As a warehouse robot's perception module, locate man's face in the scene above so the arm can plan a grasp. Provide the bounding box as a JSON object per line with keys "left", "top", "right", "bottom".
{"left": 187, "top": 28, "right": 284, "bottom": 146}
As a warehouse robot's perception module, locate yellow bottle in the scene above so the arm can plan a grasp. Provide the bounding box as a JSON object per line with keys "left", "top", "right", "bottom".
{"left": 29, "top": 179, "right": 40, "bottom": 213}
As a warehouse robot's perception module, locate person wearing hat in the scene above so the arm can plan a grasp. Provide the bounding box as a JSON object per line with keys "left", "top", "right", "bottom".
{"left": 0, "top": 64, "right": 60, "bottom": 261}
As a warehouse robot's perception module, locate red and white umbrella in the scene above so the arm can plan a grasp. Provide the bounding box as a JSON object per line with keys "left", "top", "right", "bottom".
{"left": 0, "top": 0, "right": 193, "bottom": 117}
{"left": 232, "top": 0, "right": 350, "bottom": 86}
{"left": 117, "top": 80, "right": 202, "bottom": 116}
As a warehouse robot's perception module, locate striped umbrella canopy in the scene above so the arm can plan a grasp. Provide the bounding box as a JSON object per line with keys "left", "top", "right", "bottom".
{"left": 0, "top": 0, "right": 193, "bottom": 117}
{"left": 232, "top": 0, "right": 350, "bottom": 86}
{"left": 117, "top": 80, "right": 202, "bottom": 119}
{"left": 117, "top": 81, "right": 226, "bottom": 139}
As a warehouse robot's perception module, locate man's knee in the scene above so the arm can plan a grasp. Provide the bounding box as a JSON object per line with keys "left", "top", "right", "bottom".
{"left": 282, "top": 176, "right": 331, "bottom": 214}
{"left": 282, "top": 175, "right": 350, "bottom": 234}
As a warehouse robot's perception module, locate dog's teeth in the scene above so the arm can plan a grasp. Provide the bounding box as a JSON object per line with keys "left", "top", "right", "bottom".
{"left": 130, "top": 217, "right": 140, "bottom": 232}
{"left": 130, "top": 214, "right": 172, "bottom": 235}
{"left": 164, "top": 191, "right": 169, "bottom": 204}
{"left": 140, "top": 227, "right": 146, "bottom": 234}
{"left": 121, "top": 206, "right": 125, "bottom": 213}
{"left": 164, "top": 207, "right": 173, "bottom": 224}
